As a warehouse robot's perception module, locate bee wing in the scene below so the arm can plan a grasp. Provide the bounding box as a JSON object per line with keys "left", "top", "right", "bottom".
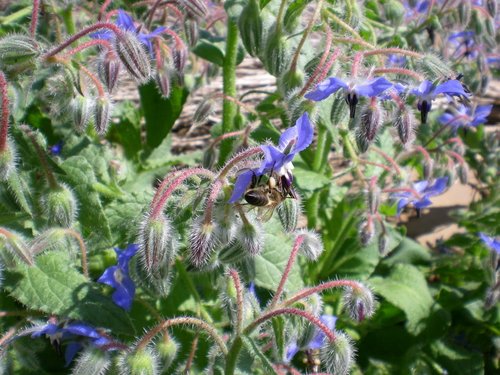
{"left": 257, "top": 205, "right": 276, "bottom": 222}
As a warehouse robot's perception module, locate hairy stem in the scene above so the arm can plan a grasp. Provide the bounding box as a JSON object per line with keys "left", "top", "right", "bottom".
{"left": 0, "top": 72, "right": 10, "bottom": 151}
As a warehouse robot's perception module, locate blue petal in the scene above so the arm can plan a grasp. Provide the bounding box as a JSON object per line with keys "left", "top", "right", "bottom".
{"left": 424, "top": 177, "right": 448, "bottom": 196}
{"left": 308, "top": 315, "right": 337, "bottom": 350}
{"left": 147, "top": 26, "right": 167, "bottom": 38}
{"left": 258, "top": 145, "right": 286, "bottom": 174}
{"left": 413, "top": 180, "right": 429, "bottom": 194}
{"left": 397, "top": 198, "right": 410, "bottom": 215}
{"left": 64, "top": 323, "right": 100, "bottom": 339}
{"left": 305, "top": 77, "right": 348, "bottom": 101}
{"left": 98, "top": 266, "right": 119, "bottom": 288}
{"left": 112, "top": 275, "right": 136, "bottom": 311}
{"left": 117, "top": 244, "right": 139, "bottom": 270}
{"left": 438, "top": 113, "right": 460, "bottom": 126}
{"left": 292, "top": 112, "right": 314, "bottom": 154}
{"left": 64, "top": 342, "right": 82, "bottom": 366}
{"left": 278, "top": 125, "right": 298, "bottom": 152}
{"left": 285, "top": 340, "right": 300, "bottom": 362}
{"left": 116, "top": 10, "right": 136, "bottom": 31}
{"left": 355, "top": 77, "right": 393, "bottom": 97}
{"left": 433, "top": 80, "right": 467, "bottom": 97}
{"left": 448, "top": 31, "right": 475, "bottom": 41}
{"left": 31, "top": 323, "right": 59, "bottom": 338}
{"left": 229, "top": 170, "right": 254, "bottom": 203}
{"left": 90, "top": 30, "right": 114, "bottom": 40}
{"left": 471, "top": 105, "right": 492, "bottom": 126}
{"left": 414, "top": 197, "right": 433, "bottom": 209}
{"left": 411, "top": 80, "right": 434, "bottom": 97}
{"left": 479, "top": 233, "right": 500, "bottom": 254}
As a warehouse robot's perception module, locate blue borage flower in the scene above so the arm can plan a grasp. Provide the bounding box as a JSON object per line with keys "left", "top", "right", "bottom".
{"left": 229, "top": 112, "right": 314, "bottom": 203}
{"left": 479, "top": 233, "right": 500, "bottom": 255}
{"left": 49, "top": 141, "right": 63, "bottom": 156}
{"left": 98, "top": 244, "right": 139, "bottom": 311}
{"left": 409, "top": 80, "right": 469, "bottom": 124}
{"left": 285, "top": 315, "right": 337, "bottom": 362}
{"left": 305, "top": 76, "right": 393, "bottom": 118}
{"left": 386, "top": 54, "right": 407, "bottom": 68}
{"left": 392, "top": 177, "right": 448, "bottom": 216}
{"left": 438, "top": 104, "right": 492, "bottom": 129}
{"left": 448, "top": 31, "right": 478, "bottom": 60}
{"left": 402, "top": 0, "right": 429, "bottom": 22}
{"left": 31, "top": 322, "right": 112, "bottom": 366}
{"left": 91, "top": 10, "right": 166, "bottom": 55}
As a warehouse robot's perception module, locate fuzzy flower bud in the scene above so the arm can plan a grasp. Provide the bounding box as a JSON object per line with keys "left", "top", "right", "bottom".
{"left": 0, "top": 228, "right": 32, "bottom": 265}
{"left": 94, "top": 96, "right": 112, "bottom": 135}
{"left": 237, "top": 215, "right": 263, "bottom": 256}
{"left": 29, "top": 228, "right": 71, "bottom": 256}
{"left": 183, "top": 18, "right": 199, "bottom": 47}
{"left": 118, "top": 347, "right": 159, "bottom": 375}
{"left": 263, "top": 25, "right": 290, "bottom": 76}
{"left": 359, "top": 217, "right": 375, "bottom": 246}
{"left": 193, "top": 99, "right": 214, "bottom": 125}
{"left": 423, "top": 158, "right": 434, "bottom": 180}
{"left": 360, "top": 100, "right": 383, "bottom": 142}
{"left": 238, "top": 0, "right": 263, "bottom": 57}
{"left": 277, "top": 197, "right": 300, "bottom": 233}
{"left": 458, "top": 0, "right": 472, "bottom": 28}
{"left": 487, "top": 0, "right": 497, "bottom": 17}
{"left": 0, "top": 34, "right": 39, "bottom": 77}
{"left": 155, "top": 66, "right": 171, "bottom": 98}
{"left": 384, "top": 0, "right": 405, "bottom": 26}
{"left": 98, "top": 51, "right": 121, "bottom": 93}
{"left": 296, "top": 230, "right": 324, "bottom": 260}
{"left": 71, "top": 95, "right": 93, "bottom": 132}
{"left": 395, "top": 106, "right": 415, "bottom": 146}
{"left": 367, "top": 185, "right": 381, "bottom": 216}
{"left": 418, "top": 54, "right": 453, "bottom": 80}
{"left": 378, "top": 233, "right": 389, "bottom": 256}
{"left": 189, "top": 218, "right": 218, "bottom": 268}
{"left": 155, "top": 335, "right": 178, "bottom": 371}
{"left": 71, "top": 347, "right": 111, "bottom": 375}
{"left": 457, "top": 163, "right": 469, "bottom": 185}
{"left": 179, "top": 0, "right": 208, "bottom": 19}
{"left": 114, "top": 31, "right": 152, "bottom": 84}
{"left": 0, "top": 138, "right": 16, "bottom": 180}
{"left": 42, "top": 183, "right": 77, "bottom": 227}
{"left": 320, "top": 331, "right": 355, "bottom": 375}
{"left": 139, "top": 214, "right": 174, "bottom": 272}
{"left": 342, "top": 284, "right": 376, "bottom": 322}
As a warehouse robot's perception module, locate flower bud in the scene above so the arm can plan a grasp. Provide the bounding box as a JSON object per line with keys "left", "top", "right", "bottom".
{"left": 471, "top": 10, "right": 484, "bottom": 36}
{"left": 367, "top": 185, "right": 381, "bottom": 216}
{"left": 0, "top": 228, "right": 33, "bottom": 265}
{"left": 378, "top": 233, "right": 389, "bottom": 256}
{"left": 139, "top": 214, "right": 174, "bottom": 272}
{"left": 218, "top": 241, "right": 248, "bottom": 264}
{"left": 189, "top": 218, "right": 218, "bottom": 268}
{"left": 487, "top": 0, "right": 497, "bottom": 17}
{"left": 330, "top": 92, "right": 349, "bottom": 125}
{"left": 458, "top": 0, "right": 471, "bottom": 28}
{"left": 263, "top": 25, "right": 290, "bottom": 76}
{"left": 0, "top": 34, "right": 39, "bottom": 77}
{"left": 237, "top": 215, "right": 263, "bottom": 256}
{"left": 384, "top": 0, "right": 405, "bottom": 26}
{"left": 359, "top": 217, "right": 375, "bottom": 246}
{"left": 214, "top": 204, "right": 237, "bottom": 246}
{"left": 94, "top": 96, "right": 112, "bottom": 134}
{"left": 444, "top": 167, "right": 456, "bottom": 188}
{"left": 172, "top": 43, "right": 187, "bottom": 74}
{"left": 98, "top": 51, "right": 121, "bottom": 93}
{"left": 155, "top": 335, "right": 178, "bottom": 372}
{"left": 320, "top": 331, "right": 355, "bottom": 375}
{"left": 355, "top": 127, "right": 370, "bottom": 154}
{"left": 71, "top": 95, "right": 93, "bottom": 132}
{"left": 119, "top": 347, "right": 159, "bottom": 375}
{"left": 42, "top": 183, "right": 77, "bottom": 227}
{"left": 395, "top": 106, "right": 415, "bottom": 146}
{"left": 179, "top": 0, "right": 208, "bottom": 19}
{"left": 277, "top": 197, "right": 300, "bottom": 233}
{"left": 71, "top": 347, "right": 110, "bottom": 375}
{"left": 457, "top": 163, "right": 468, "bottom": 185}
{"left": 0, "top": 139, "right": 16, "bottom": 181}
{"left": 183, "top": 18, "right": 199, "bottom": 47}
{"left": 359, "top": 100, "right": 383, "bottom": 143}
{"left": 238, "top": 0, "right": 263, "bottom": 57}
{"left": 418, "top": 54, "right": 453, "bottom": 81}
{"left": 155, "top": 66, "right": 171, "bottom": 98}
{"left": 279, "top": 68, "right": 304, "bottom": 96}
{"left": 423, "top": 158, "right": 434, "bottom": 180}
{"left": 193, "top": 99, "right": 214, "bottom": 125}
{"left": 29, "top": 228, "right": 71, "bottom": 256}
{"left": 296, "top": 230, "right": 324, "bottom": 260}
{"left": 114, "top": 31, "right": 152, "bottom": 84}
{"left": 202, "top": 146, "right": 218, "bottom": 169}
{"left": 132, "top": 249, "right": 174, "bottom": 298}
{"left": 342, "top": 284, "right": 376, "bottom": 322}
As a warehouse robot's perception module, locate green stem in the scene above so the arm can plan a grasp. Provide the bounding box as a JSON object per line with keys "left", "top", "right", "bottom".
{"left": 276, "top": 0, "right": 288, "bottom": 35}
{"left": 0, "top": 6, "right": 32, "bottom": 24}
{"left": 224, "top": 336, "right": 243, "bottom": 375}
{"left": 219, "top": 18, "right": 239, "bottom": 164}
{"left": 312, "top": 125, "right": 327, "bottom": 172}
{"left": 60, "top": 5, "right": 75, "bottom": 35}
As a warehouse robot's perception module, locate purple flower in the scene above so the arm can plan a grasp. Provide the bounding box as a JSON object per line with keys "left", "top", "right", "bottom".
{"left": 392, "top": 177, "right": 448, "bottom": 216}
{"left": 285, "top": 315, "right": 337, "bottom": 362}
{"left": 31, "top": 322, "right": 112, "bottom": 366}
{"left": 448, "top": 31, "right": 479, "bottom": 60}
{"left": 410, "top": 80, "right": 469, "bottom": 123}
{"left": 386, "top": 54, "right": 407, "bottom": 67}
{"left": 479, "top": 233, "right": 500, "bottom": 254}
{"left": 49, "top": 141, "right": 63, "bottom": 156}
{"left": 91, "top": 10, "right": 166, "bottom": 54}
{"left": 305, "top": 76, "right": 393, "bottom": 117}
{"left": 229, "top": 112, "right": 314, "bottom": 203}
{"left": 98, "top": 244, "right": 138, "bottom": 311}
{"left": 438, "top": 104, "right": 492, "bottom": 128}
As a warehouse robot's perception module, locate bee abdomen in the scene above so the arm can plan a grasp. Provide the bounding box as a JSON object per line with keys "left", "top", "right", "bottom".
{"left": 244, "top": 191, "right": 268, "bottom": 206}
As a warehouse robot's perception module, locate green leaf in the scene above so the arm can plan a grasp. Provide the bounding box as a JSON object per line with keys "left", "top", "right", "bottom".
{"left": 192, "top": 41, "right": 225, "bottom": 66}
{"left": 293, "top": 165, "right": 332, "bottom": 192}
{"left": 370, "top": 264, "right": 434, "bottom": 334}
{"left": 284, "top": 0, "right": 311, "bottom": 31}
{"left": 252, "top": 218, "right": 303, "bottom": 292}
{"left": 139, "top": 82, "right": 189, "bottom": 150}
{"left": 60, "top": 156, "right": 112, "bottom": 247}
{"left": 4, "top": 252, "right": 134, "bottom": 335}
{"left": 241, "top": 336, "right": 279, "bottom": 374}
{"left": 382, "top": 237, "right": 431, "bottom": 267}
{"left": 430, "top": 340, "right": 484, "bottom": 374}
{"left": 106, "top": 101, "right": 143, "bottom": 159}
{"left": 5, "top": 172, "right": 32, "bottom": 215}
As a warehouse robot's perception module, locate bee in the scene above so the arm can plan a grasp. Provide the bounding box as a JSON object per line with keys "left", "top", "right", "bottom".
{"left": 243, "top": 172, "right": 295, "bottom": 222}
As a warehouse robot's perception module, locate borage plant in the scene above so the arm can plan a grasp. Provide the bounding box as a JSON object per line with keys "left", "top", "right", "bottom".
{"left": 0, "top": 0, "right": 498, "bottom": 374}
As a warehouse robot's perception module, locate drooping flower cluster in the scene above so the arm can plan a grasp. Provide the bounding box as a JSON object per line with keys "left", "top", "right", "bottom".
{"left": 392, "top": 177, "right": 448, "bottom": 216}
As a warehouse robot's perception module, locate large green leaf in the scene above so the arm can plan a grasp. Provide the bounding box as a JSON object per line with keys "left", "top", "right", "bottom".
{"left": 4, "top": 252, "right": 134, "bottom": 335}
{"left": 252, "top": 218, "right": 303, "bottom": 292}
{"left": 370, "top": 264, "right": 434, "bottom": 334}
{"left": 139, "top": 82, "right": 189, "bottom": 150}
